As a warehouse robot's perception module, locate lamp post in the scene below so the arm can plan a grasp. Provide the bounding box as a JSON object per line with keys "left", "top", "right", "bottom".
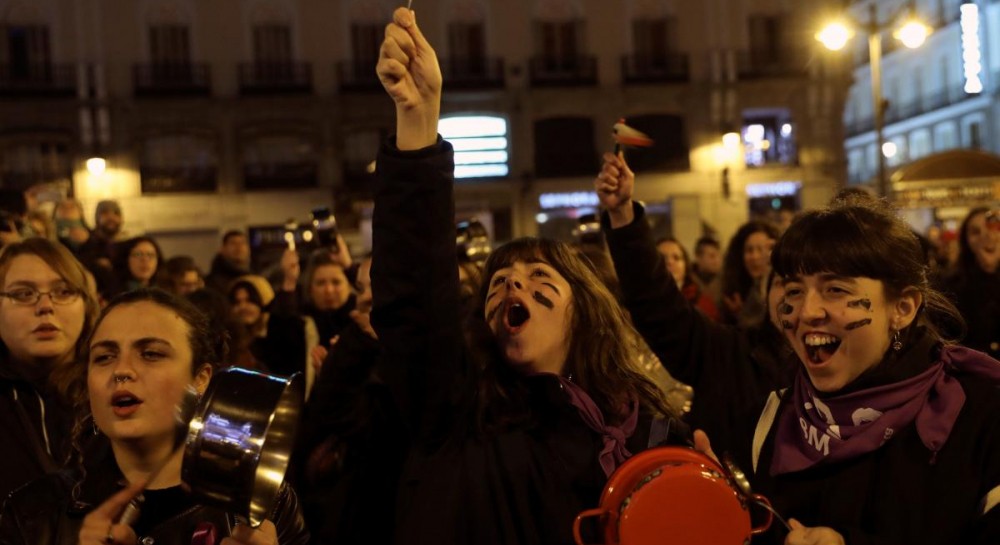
{"left": 817, "top": 1, "right": 931, "bottom": 199}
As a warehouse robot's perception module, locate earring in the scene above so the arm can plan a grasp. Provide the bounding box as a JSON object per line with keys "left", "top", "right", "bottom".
{"left": 92, "top": 415, "right": 100, "bottom": 436}
{"left": 892, "top": 329, "right": 903, "bottom": 351}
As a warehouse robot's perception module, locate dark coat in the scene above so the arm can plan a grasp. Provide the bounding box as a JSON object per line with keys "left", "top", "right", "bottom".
{"left": 943, "top": 265, "right": 1000, "bottom": 359}
{"left": 0, "top": 443, "right": 310, "bottom": 545}
{"left": 0, "top": 364, "right": 74, "bottom": 502}
{"left": 205, "top": 254, "right": 250, "bottom": 295}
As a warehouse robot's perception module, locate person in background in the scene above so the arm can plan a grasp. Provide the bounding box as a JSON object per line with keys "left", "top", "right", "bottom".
{"left": 0, "top": 238, "right": 99, "bottom": 500}
{"left": 943, "top": 207, "right": 1000, "bottom": 359}
{"left": 78, "top": 200, "right": 124, "bottom": 272}
{"left": 52, "top": 199, "right": 92, "bottom": 253}
{"left": 156, "top": 256, "right": 204, "bottom": 297}
{"left": 692, "top": 236, "right": 722, "bottom": 302}
{"left": 111, "top": 236, "right": 163, "bottom": 295}
{"left": 227, "top": 275, "right": 282, "bottom": 371}
{"left": 721, "top": 220, "right": 780, "bottom": 329}
{"left": 656, "top": 236, "right": 720, "bottom": 321}
{"left": 206, "top": 230, "right": 252, "bottom": 294}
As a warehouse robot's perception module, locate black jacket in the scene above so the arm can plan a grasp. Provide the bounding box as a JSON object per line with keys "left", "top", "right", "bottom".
{"left": 0, "top": 363, "right": 74, "bottom": 501}
{"left": 370, "top": 139, "right": 688, "bottom": 545}
{"left": 205, "top": 254, "right": 250, "bottom": 294}
{"left": 602, "top": 202, "right": 790, "bottom": 463}
{"left": 0, "top": 444, "right": 310, "bottom": 545}
{"left": 943, "top": 265, "right": 1000, "bottom": 359}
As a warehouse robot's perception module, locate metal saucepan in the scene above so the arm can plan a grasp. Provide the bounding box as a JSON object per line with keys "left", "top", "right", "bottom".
{"left": 182, "top": 367, "right": 304, "bottom": 527}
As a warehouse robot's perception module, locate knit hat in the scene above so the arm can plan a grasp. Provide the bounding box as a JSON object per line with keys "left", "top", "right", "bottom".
{"left": 230, "top": 274, "right": 275, "bottom": 308}
{"left": 95, "top": 200, "right": 121, "bottom": 220}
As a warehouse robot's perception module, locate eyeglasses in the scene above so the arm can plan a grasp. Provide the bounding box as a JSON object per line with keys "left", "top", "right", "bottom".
{"left": 130, "top": 251, "right": 157, "bottom": 260}
{"left": 0, "top": 286, "right": 82, "bottom": 305}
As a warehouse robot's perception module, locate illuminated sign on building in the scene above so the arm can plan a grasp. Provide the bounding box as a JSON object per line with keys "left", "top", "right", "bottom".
{"left": 539, "top": 191, "right": 599, "bottom": 209}
{"left": 439, "top": 116, "right": 510, "bottom": 179}
{"left": 961, "top": 3, "right": 983, "bottom": 95}
{"left": 745, "top": 181, "right": 801, "bottom": 198}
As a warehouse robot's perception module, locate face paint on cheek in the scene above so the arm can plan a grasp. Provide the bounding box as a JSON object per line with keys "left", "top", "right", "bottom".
{"left": 780, "top": 320, "right": 794, "bottom": 330}
{"left": 532, "top": 291, "right": 555, "bottom": 310}
{"left": 847, "top": 298, "right": 872, "bottom": 311}
{"left": 485, "top": 304, "right": 501, "bottom": 324}
{"left": 845, "top": 318, "right": 873, "bottom": 330}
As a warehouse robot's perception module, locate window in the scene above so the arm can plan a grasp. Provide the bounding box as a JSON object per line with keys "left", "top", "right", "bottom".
{"left": 342, "top": 128, "right": 387, "bottom": 188}
{"left": 536, "top": 20, "right": 583, "bottom": 69}
{"left": 934, "top": 122, "right": 957, "bottom": 150}
{"left": 618, "top": 114, "right": 689, "bottom": 172}
{"left": 140, "top": 134, "right": 218, "bottom": 193}
{"left": 0, "top": 139, "right": 71, "bottom": 190}
{"left": 149, "top": 25, "right": 191, "bottom": 65}
{"left": 440, "top": 116, "right": 509, "bottom": 179}
{"left": 967, "top": 121, "right": 982, "bottom": 149}
{"left": 632, "top": 17, "right": 678, "bottom": 67}
{"left": 909, "top": 129, "right": 932, "bottom": 160}
{"left": 243, "top": 134, "right": 318, "bottom": 189}
{"left": 747, "top": 15, "right": 785, "bottom": 64}
{"left": 741, "top": 108, "right": 797, "bottom": 167}
{"left": 350, "top": 24, "right": 381, "bottom": 75}
{"left": 447, "top": 22, "right": 486, "bottom": 75}
{"left": 534, "top": 117, "right": 596, "bottom": 178}
{"left": 1, "top": 25, "right": 50, "bottom": 78}
{"left": 253, "top": 25, "right": 292, "bottom": 64}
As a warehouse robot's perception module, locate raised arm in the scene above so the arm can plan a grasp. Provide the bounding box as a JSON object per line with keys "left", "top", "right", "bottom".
{"left": 370, "top": 8, "right": 462, "bottom": 439}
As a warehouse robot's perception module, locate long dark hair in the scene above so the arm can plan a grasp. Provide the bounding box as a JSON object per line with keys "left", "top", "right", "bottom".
{"left": 114, "top": 236, "right": 164, "bottom": 286}
{"left": 772, "top": 196, "right": 965, "bottom": 345}
{"left": 478, "top": 238, "right": 673, "bottom": 425}
{"left": 721, "top": 220, "right": 779, "bottom": 299}
{"left": 955, "top": 206, "right": 992, "bottom": 276}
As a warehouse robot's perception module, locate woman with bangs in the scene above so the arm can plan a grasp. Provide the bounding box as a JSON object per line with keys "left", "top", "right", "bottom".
{"left": 598, "top": 151, "right": 1000, "bottom": 543}
{"left": 370, "top": 8, "right": 688, "bottom": 544}
{"left": 0, "top": 238, "right": 99, "bottom": 500}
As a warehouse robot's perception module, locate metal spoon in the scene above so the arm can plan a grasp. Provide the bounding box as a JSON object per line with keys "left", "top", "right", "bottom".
{"left": 721, "top": 453, "right": 793, "bottom": 532}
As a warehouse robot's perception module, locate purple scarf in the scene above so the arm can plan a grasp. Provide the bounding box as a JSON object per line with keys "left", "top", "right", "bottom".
{"left": 771, "top": 346, "right": 1000, "bottom": 476}
{"left": 557, "top": 376, "right": 639, "bottom": 477}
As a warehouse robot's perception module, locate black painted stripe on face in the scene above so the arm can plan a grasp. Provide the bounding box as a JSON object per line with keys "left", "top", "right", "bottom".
{"left": 847, "top": 298, "right": 872, "bottom": 311}
{"left": 541, "top": 282, "right": 561, "bottom": 295}
{"left": 485, "top": 304, "right": 501, "bottom": 324}
{"left": 533, "top": 291, "right": 555, "bottom": 310}
{"left": 780, "top": 320, "right": 794, "bottom": 330}
{"left": 845, "top": 318, "right": 872, "bottom": 330}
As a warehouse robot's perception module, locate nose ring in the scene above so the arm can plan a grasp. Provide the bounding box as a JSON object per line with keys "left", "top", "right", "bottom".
{"left": 113, "top": 374, "right": 132, "bottom": 384}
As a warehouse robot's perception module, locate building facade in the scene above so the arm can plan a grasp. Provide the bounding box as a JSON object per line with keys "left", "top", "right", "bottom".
{"left": 0, "top": 0, "right": 849, "bottom": 267}
{"left": 843, "top": 0, "right": 1000, "bottom": 232}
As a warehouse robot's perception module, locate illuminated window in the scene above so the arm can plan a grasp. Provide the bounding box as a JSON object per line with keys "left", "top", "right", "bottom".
{"left": 439, "top": 115, "right": 509, "bottom": 179}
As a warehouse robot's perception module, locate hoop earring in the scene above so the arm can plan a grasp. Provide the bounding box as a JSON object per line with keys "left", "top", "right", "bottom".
{"left": 892, "top": 329, "right": 903, "bottom": 351}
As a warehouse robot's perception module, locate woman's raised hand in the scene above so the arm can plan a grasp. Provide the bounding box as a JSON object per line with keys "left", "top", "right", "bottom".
{"left": 77, "top": 480, "right": 145, "bottom": 545}
{"left": 377, "top": 7, "right": 442, "bottom": 151}
{"left": 784, "top": 519, "right": 845, "bottom": 545}
{"left": 595, "top": 152, "right": 636, "bottom": 228}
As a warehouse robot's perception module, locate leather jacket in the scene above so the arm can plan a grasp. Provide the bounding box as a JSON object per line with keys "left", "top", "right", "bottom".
{"left": 0, "top": 446, "right": 310, "bottom": 545}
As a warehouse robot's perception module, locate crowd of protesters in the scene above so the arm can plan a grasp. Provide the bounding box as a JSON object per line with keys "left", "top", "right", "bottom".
{"left": 0, "top": 6, "right": 996, "bottom": 545}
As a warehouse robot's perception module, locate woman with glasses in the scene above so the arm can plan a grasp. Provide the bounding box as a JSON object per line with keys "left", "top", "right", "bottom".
{"left": 0, "top": 238, "right": 99, "bottom": 500}
{"left": 111, "top": 237, "right": 163, "bottom": 297}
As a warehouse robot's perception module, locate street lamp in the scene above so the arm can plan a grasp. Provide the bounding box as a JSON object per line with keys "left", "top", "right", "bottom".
{"left": 817, "top": 1, "right": 931, "bottom": 198}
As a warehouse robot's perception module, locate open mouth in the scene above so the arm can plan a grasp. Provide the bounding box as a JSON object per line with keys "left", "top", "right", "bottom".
{"left": 111, "top": 392, "right": 143, "bottom": 408}
{"left": 504, "top": 302, "right": 531, "bottom": 332}
{"left": 803, "top": 333, "right": 841, "bottom": 364}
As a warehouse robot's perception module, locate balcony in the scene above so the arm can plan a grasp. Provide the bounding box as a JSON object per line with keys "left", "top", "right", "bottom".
{"left": 133, "top": 63, "right": 211, "bottom": 97}
{"left": 337, "top": 60, "right": 381, "bottom": 93}
{"left": 736, "top": 50, "right": 809, "bottom": 79}
{"left": 529, "top": 55, "right": 598, "bottom": 87}
{"left": 238, "top": 62, "right": 312, "bottom": 95}
{"left": 441, "top": 57, "right": 505, "bottom": 90}
{"left": 0, "top": 63, "right": 76, "bottom": 97}
{"left": 845, "top": 84, "right": 980, "bottom": 137}
{"left": 621, "top": 53, "right": 689, "bottom": 84}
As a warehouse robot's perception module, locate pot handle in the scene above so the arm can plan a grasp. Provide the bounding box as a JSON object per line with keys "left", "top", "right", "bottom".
{"left": 573, "top": 508, "right": 610, "bottom": 545}
{"left": 750, "top": 494, "right": 774, "bottom": 535}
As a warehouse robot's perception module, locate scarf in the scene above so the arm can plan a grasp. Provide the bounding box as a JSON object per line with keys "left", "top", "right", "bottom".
{"left": 557, "top": 376, "right": 639, "bottom": 476}
{"left": 771, "top": 345, "right": 1000, "bottom": 475}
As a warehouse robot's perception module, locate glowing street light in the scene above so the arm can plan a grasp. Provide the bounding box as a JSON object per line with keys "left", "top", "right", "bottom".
{"left": 817, "top": 1, "right": 931, "bottom": 198}
{"left": 86, "top": 157, "right": 106, "bottom": 176}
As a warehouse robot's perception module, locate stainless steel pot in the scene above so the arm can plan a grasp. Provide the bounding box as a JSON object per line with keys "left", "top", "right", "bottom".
{"left": 182, "top": 367, "right": 304, "bottom": 527}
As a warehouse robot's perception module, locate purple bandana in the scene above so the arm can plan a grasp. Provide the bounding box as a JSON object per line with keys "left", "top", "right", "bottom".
{"left": 557, "top": 376, "right": 639, "bottom": 477}
{"left": 771, "top": 345, "right": 1000, "bottom": 476}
